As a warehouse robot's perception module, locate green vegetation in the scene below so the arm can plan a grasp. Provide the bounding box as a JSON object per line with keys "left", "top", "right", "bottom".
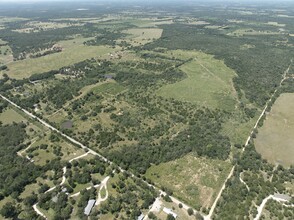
{"left": 255, "top": 93, "right": 294, "bottom": 167}
{"left": 0, "top": 107, "right": 26, "bottom": 124}
{"left": 157, "top": 50, "right": 237, "bottom": 111}
{"left": 1, "top": 1, "right": 294, "bottom": 219}
{"left": 92, "top": 81, "right": 126, "bottom": 96}
{"left": 146, "top": 154, "right": 232, "bottom": 209}
{"left": 5, "top": 38, "right": 114, "bottom": 79}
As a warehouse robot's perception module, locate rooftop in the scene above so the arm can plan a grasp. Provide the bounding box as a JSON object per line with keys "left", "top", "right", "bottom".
{"left": 84, "top": 199, "right": 96, "bottom": 216}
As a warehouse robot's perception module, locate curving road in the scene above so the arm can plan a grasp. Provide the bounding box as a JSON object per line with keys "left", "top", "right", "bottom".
{"left": 0, "top": 93, "right": 200, "bottom": 217}
{"left": 254, "top": 194, "right": 294, "bottom": 220}
{"left": 95, "top": 176, "right": 110, "bottom": 206}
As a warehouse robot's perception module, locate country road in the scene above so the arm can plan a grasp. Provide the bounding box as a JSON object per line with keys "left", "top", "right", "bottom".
{"left": 254, "top": 194, "right": 294, "bottom": 220}
{"left": 0, "top": 94, "right": 198, "bottom": 218}
{"left": 95, "top": 176, "right": 110, "bottom": 206}
{"left": 206, "top": 61, "right": 292, "bottom": 219}
{"left": 17, "top": 138, "right": 37, "bottom": 157}
{"left": 33, "top": 204, "right": 47, "bottom": 219}
{"left": 2, "top": 59, "right": 291, "bottom": 220}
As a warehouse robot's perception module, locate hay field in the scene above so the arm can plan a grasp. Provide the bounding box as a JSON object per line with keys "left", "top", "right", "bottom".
{"left": 255, "top": 93, "right": 294, "bottom": 167}
{"left": 122, "top": 28, "right": 163, "bottom": 46}
{"left": 0, "top": 108, "right": 27, "bottom": 124}
{"left": 5, "top": 37, "right": 115, "bottom": 79}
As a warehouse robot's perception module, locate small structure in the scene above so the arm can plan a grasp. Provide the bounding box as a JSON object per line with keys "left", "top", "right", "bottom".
{"left": 163, "top": 207, "right": 177, "bottom": 219}
{"left": 137, "top": 213, "right": 144, "bottom": 220}
{"left": 84, "top": 199, "right": 96, "bottom": 216}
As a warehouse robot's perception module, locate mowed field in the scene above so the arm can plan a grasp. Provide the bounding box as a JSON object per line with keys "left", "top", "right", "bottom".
{"left": 145, "top": 153, "right": 232, "bottom": 209}
{"left": 255, "top": 93, "right": 294, "bottom": 167}
{"left": 122, "top": 28, "right": 163, "bottom": 46}
{"left": 157, "top": 50, "right": 238, "bottom": 111}
{"left": 5, "top": 37, "right": 115, "bottom": 79}
{"left": 0, "top": 108, "right": 27, "bottom": 124}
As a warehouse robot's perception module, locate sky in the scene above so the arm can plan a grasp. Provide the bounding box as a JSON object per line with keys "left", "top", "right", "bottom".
{"left": 0, "top": 0, "right": 287, "bottom": 2}
{"left": 0, "top": 0, "right": 291, "bottom": 4}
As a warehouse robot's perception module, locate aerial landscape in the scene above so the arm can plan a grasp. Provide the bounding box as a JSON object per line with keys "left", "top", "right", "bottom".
{"left": 0, "top": 0, "right": 293, "bottom": 219}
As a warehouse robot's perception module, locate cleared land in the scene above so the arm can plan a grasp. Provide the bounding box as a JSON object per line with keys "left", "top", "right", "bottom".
{"left": 157, "top": 50, "right": 238, "bottom": 111}
{"left": 24, "top": 134, "right": 85, "bottom": 165}
{"left": 145, "top": 154, "right": 232, "bottom": 209}
{"left": 92, "top": 81, "right": 126, "bottom": 96}
{"left": 122, "top": 28, "right": 163, "bottom": 46}
{"left": 5, "top": 37, "right": 115, "bottom": 79}
{"left": 227, "top": 28, "right": 280, "bottom": 37}
{"left": 0, "top": 39, "right": 13, "bottom": 64}
{"left": 0, "top": 16, "right": 29, "bottom": 24}
{"left": 0, "top": 108, "right": 27, "bottom": 124}
{"left": 255, "top": 93, "right": 294, "bottom": 167}
{"left": 13, "top": 21, "right": 83, "bottom": 33}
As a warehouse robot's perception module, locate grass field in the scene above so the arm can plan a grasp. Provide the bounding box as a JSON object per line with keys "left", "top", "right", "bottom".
{"left": 0, "top": 16, "right": 29, "bottom": 24}
{"left": 145, "top": 153, "right": 232, "bottom": 209}
{"left": 92, "top": 81, "right": 126, "bottom": 96}
{"left": 122, "top": 28, "right": 163, "bottom": 46}
{"left": 157, "top": 50, "right": 238, "bottom": 111}
{"left": 5, "top": 37, "right": 115, "bottom": 79}
{"left": 227, "top": 28, "right": 280, "bottom": 37}
{"left": 0, "top": 108, "right": 27, "bottom": 124}
{"left": 266, "top": 21, "right": 286, "bottom": 27}
{"left": 255, "top": 93, "right": 294, "bottom": 167}
{"left": 222, "top": 111, "right": 261, "bottom": 145}
{"left": 0, "top": 39, "right": 13, "bottom": 64}
{"left": 13, "top": 21, "right": 83, "bottom": 33}
{"left": 25, "top": 134, "right": 85, "bottom": 165}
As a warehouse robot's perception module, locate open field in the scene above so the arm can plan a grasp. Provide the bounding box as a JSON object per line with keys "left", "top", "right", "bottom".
{"left": 0, "top": 39, "right": 13, "bottom": 64}
{"left": 222, "top": 112, "right": 261, "bottom": 145}
{"left": 255, "top": 93, "right": 294, "bottom": 167}
{"left": 0, "top": 106, "right": 47, "bottom": 137}
{"left": 92, "top": 81, "right": 126, "bottom": 96}
{"left": 12, "top": 21, "right": 83, "bottom": 33}
{"left": 25, "top": 136, "right": 85, "bottom": 165}
{"left": 266, "top": 21, "right": 286, "bottom": 27}
{"left": 157, "top": 50, "right": 238, "bottom": 111}
{"left": 122, "top": 28, "right": 163, "bottom": 46}
{"left": 0, "top": 16, "right": 29, "bottom": 24}
{"left": 227, "top": 28, "right": 280, "bottom": 37}
{"left": 0, "top": 108, "right": 27, "bottom": 124}
{"left": 5, "top": 37, "right": 115, "bottom": 79}
{"left": 145, "top": 154, "right": 232, "bottom": 209}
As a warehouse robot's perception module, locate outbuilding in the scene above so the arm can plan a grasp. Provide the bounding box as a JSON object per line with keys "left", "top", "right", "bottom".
{"left": 163, "top": 207, "right": 177, "bottom": 219}
{"left": 84, "top": 199, "right": 96, "bottom": 216}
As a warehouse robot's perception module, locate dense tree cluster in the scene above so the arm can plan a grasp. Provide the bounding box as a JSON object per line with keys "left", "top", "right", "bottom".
{"left": 100, "top": 173, "right": 157, "bottom": 219}
{"left": 144, "top": 23, "right": 292, "bottom": 106}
